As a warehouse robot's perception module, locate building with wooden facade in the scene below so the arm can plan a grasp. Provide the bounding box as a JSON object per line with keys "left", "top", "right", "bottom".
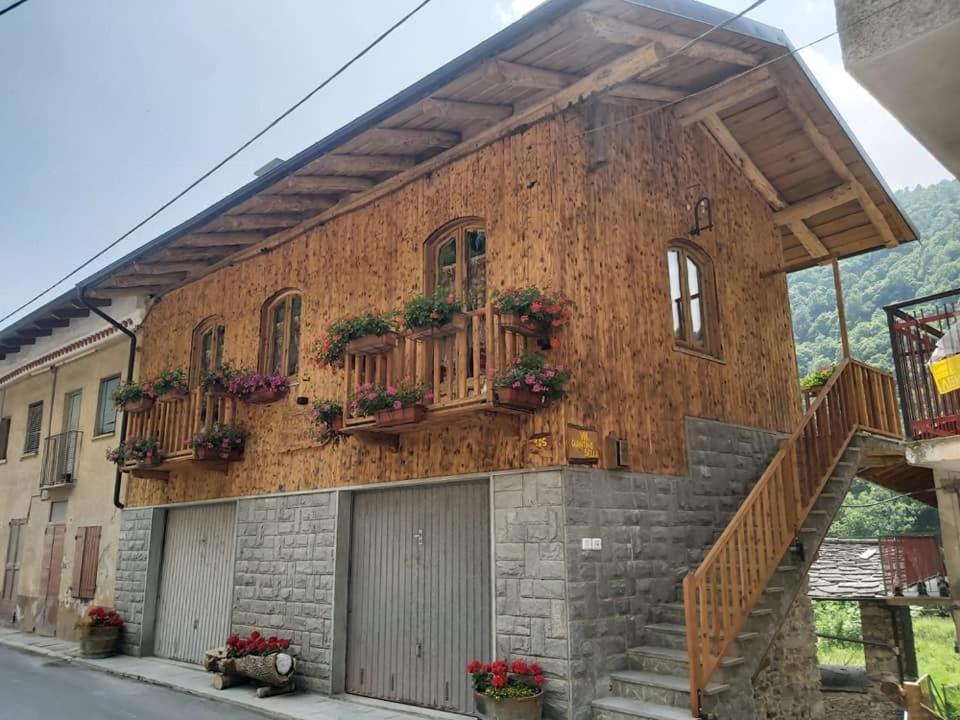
{"left": 69, "top": 1, "right": 923, "bottom": 718}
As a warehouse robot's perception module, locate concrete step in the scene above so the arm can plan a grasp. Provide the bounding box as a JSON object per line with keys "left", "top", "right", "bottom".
{"left": 655, "top": 603, "right": 686, "bottom": 626}
{"left": 627, "top": 645, "right": 744, "bottom": 676}
{"left": 643, "top": 624, "right": 759, "bottom": 651}
{"left": 610, "top": 670, "right": 728, "bottom": 707}
{"left": 592, "top": 696, "right": 693, "bottom": 720}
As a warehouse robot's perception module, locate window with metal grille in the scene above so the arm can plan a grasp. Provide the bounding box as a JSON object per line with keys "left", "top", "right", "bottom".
{"left": 95, "top": 375, "right": 120, "bottom": 436}
{"left": 23, "top": 402, "right": 43, "bottom": 455}
{"left": 72, "top": 526, "right": 101, "bottom": 600}
{"left": 0, "top": 417, "right": 10, "bottom": 461}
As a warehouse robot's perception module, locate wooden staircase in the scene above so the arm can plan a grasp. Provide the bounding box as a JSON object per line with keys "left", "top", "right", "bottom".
{"left": 590, "top": 360, "right": 901, "bottom": 720}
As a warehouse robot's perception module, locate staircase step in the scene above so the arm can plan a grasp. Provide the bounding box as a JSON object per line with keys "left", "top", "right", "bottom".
{"left": 592, "top": 696, "right": 693, "bottom": 720}
{"left": 643, "top": 623, "right": 759, "bottom": 651}
{"left": 610, "top": 671, "right": 729, "bottom": 697}
{"left": 628, "top": 645, "right": 745, "bottom": 674}
{"left": 808, "top": 509, "right": 830, "bottom": 517}
{"left": 764, "top": 585, "right": 785, "bottom": 595}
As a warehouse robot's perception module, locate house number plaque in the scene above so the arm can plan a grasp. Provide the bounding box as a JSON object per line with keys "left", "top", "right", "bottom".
{"left": 566, "top": 425, "right": 600, "bottom": 464}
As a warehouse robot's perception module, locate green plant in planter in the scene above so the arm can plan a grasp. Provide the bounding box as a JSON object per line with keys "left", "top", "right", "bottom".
{"left": 350, "top": 382, "right": 431, "bottom": 417}
{"left": 110, "top": 380, "right": 157, "bottom": 409}
{"left": 467, "top": 658, "right": 545, "bottom": 700}
{"left": 198, "top": 362, "right": 240, "bottom": 393}
{"left": 800, "top": 365, "right": 836, "bottom": 391}
{"left": 492, "top": 286, "right": 574, "bottom": 344}
{"left": 315, "top": 310, "right": 399, "bottom": 367}
{"left": 494, "top": 353, "right": 571, "bottom": 400}
{"left": 149, "top": 367, "right": 189, "bottom": 397}
{"left": 105, "top": 438, "right": 164, "bottom": 466}
{"left": 188, "top": 424, "right": 247, "bottom": 459}
{"left": 402, "top": 290, "right": 462, "bottom": 330}
{"left": 310, "top": 400, "right": 344, "bottom": 442}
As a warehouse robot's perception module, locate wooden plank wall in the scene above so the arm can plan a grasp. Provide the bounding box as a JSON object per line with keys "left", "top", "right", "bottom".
{"left": 127, "top": 103, "right": 801, "bottom": 507}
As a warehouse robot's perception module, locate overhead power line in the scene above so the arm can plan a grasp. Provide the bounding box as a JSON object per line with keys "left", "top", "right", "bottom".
{"left": 0, "top": 0, "right": 30, "bottom": 17}
{"left": 0, "top": 0, "right": 436, "bottom": 325}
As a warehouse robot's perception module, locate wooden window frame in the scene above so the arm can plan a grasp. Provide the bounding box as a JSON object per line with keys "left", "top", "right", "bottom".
{"left": 190, "top": 316, "right": 226, "bottom": 386}
{"left": 259, "top": 289, "right": 303, "bottom": 377}
{"left": 667, "top": 240, "right": 721, "bottom": 359}
{"left": 424, "top": 217, "right": 487, "bottom": 310}
{"left": 23, "top": 401, "right": 43, "bottom": 456}
{"left": 94, "top": 375, "right": 121, "bottom": 437}
{"left": 0, "top": 417, "right": 10, "bottom": 461}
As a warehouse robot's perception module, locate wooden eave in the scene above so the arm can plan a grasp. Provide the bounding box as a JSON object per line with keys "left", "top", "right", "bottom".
{"left": 83, "top": 0, "right": 916, "bottom": 299}
{"left": 0, "top": 296, "right": 111, "bottom": 361}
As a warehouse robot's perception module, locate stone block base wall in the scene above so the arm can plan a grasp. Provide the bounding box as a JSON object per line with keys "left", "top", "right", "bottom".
{"left": 113, "top": 508, "right": 164, "bottom": 657}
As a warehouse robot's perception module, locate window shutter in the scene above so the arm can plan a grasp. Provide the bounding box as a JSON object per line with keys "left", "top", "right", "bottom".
{"left": 24, "top": 403, "right": 42, "bottom": 454}
{"left": 71, "top": 527, "right": 87, "bottom": 599}
{"left": 0, "top": 417, "right": 9, "bottom": 461}
{"left": 77, "top": 526, "right": 100, "bottom": 600}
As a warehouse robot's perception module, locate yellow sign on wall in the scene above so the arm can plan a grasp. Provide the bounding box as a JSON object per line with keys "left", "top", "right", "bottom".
{"left": 930, "top": 356, "right": 960, "bottom": 395}
{"left": 566, "top": 426, "right": 600, "bottom": 464}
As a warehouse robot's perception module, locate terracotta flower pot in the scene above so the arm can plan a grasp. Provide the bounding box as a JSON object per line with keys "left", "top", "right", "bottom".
{"left": 496, "top": 387, "right": 547, "bottom": 411}
{"left": 407, "top": 313, "right": 467, "bottom": 341}
{"left": 158, "top": 388, "right": 189, "bottom": 403}
{"left": 194, "top": 447, "right": 243, "bottom": 462}
{"left": 474, "top": 691, "right": 544, "bottom": 720}
{"left": 79, "top": 625, "right": 121, "bottom": 658}
{"left": 245, "top": 387, "right": 287, "bottom": 404}
{"left": 122, "top": 397, "right": 155, "bottom": 413}
{"left": 497, "top": 313, "right": 547, "bottom": 338}
{"left": 346, "top": 332, "right": 400, "bottom": 356}
{"left": 374, "top": 404, "right": 426, "bottom": 427}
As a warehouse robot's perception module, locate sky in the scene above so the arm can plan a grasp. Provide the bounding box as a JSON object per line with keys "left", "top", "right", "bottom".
{"left": 0, "top": 0, "right": 953, "bottom": 330}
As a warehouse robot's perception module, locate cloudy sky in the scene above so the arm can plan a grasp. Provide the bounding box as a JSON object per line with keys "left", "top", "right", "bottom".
{"left": 0, "top": 0, "right": 952, "bottom": 328}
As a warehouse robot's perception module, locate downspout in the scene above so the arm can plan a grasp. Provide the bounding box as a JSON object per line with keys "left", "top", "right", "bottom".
{"left": 78, "top": 286, "right": 136, "bottom": 509}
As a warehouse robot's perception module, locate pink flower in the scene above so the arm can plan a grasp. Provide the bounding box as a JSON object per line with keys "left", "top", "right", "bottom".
{"left": 386, "top": 385, "right": 397, "bottom": 395}
{"left": 532, "top": 384, "right": 544, "bottom": 393}
{"left": 424, "top": 392, "right": 434, "bottom": 403}
{"left": 393, "top": 400, "right": 402, "bottom": 410}
{"left": 512, "top": 380, "right": 521, "bottom": 389}
{"left": 367, "top": 392, "right": 378, "bottom": 401}
{"left": 525, "top": 374, "right": 536, "bottom": 385}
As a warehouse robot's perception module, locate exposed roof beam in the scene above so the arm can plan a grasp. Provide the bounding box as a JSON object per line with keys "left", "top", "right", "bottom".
{"left": 571, "top": 11, "right": 761, "bottom": 67}
{"left": 92, "top": 285, "right": 169, "bottom": 298}
{"left": 362, "top": 128, "right": 461, "bottom": 150}
{"left": 18, "top": 327, "right": 53, "bottom": 338}
{"left": 611, "top": 82, "right": 684, "bottom": 102}
{"left": 101, "top": 272, "right": 189, "bottom": 289}
{"left": 52, "top": 307, "right": 90, "bottom": 319}
{"left": 789, "top": 220, "right": 830, "bottom": 258}
{"left": 0, "top": 345, "right": 21, "bottom": 354}
{"left": 229, "top": 194, "right": 336, "bottom": 215}
{"left": 153, "top": 248, "right": 231, "bottom": 262}
{"left": 673, "top": 68, "right": 774, "bottom": 126}
{"left": 773, "top": 182, "right": 857, "bottom": 225}
{"left": 420, "top": 97, "right": 514, "bottom": 124}
{"left": 203, "top": 213, "right": 303, "bottom": 233}
{"left": 130, "top": 261, "right": 207, "bottom": 275}
{"left": 35, "top": 318, "right": 70, "bottom": 329}
{"left": 175, "top": 232, "right": 265, "bottom": 248}
{"left": 485, "top": 59, "right": 682, "bottom": 102}
{"left": 304, "top": 154, "right": 418, "bottom": 175}
{"left": 13, "top": 336, "right": 35, "bottom": 346}
{"left": 272, "top": 176, "right": 375, "bottom": 195}
{"left": 774, "top": 72, "right": 899, "bottom": 248}
{"left": 699, "top": 113, "right": 786, "bottom": 209}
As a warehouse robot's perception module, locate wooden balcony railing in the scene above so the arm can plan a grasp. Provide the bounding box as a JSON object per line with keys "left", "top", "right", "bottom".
{"left": 123, "top": 389, "right": 238, "bottom": 467}
{"left": 683, "top": 359, "right": 901, "bottom": 716}
{"left": 342, "top": 303, "right": 540, "bottom": 432}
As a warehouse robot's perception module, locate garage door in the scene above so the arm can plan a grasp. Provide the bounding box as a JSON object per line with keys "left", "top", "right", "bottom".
{"left": 346, "top": 480, "right": 492, "bottom": 714}
{"left": 154, "top": 503, "right": 236, "bottom": 664}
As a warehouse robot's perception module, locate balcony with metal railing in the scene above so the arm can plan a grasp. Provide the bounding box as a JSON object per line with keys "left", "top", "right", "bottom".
{"left": 40, "top": 430, "right": 82, "bottom": 489}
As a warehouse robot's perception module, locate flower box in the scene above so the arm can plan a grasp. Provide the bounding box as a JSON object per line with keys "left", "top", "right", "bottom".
{"left": 407, "top": 312, "right": 467, "bottom": 341}
{"left": 244, "top": 387, "right": 287, "bottom": 404}
{"left": 194, "top": 447, "right": 244, "bottom": 462}
{"left": 123, "top": 397, "right": 155, "bottom": 414}
{"left": 496, "top": 387, "right": 547, "bottom": 411}
{"left": 346, "top": 332, "right": 400, "bottom": 356}
{"left": 80, "top": 624, "right": 121, "bottom": 658}
{"left": 498, "top": 313, "right": 547, "bottom": 338}
{"left": 135, "top": 456, "right": 164, "bottom": 469}
{"left": 374, "top": 404, "right": 426, "bottom": 427}
{"left": 474, "top": 691, "right": 543, "bottom": 720}
{"left": 158, "top": 388, "right": 189, "bottom": 403}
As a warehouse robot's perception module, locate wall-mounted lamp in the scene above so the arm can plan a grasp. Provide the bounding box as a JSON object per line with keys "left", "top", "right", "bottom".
{"left": 690, "top": 196, "right": 713, "bottom": 236}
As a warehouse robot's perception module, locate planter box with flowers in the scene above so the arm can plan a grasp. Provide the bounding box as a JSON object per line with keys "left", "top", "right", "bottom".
{"left": 107, "top": 438, "right": 164, "bottom": 469}
{"left": 495, "top": 353, "right": 571, "bottom": 411}
{"left": 351, "top": 382, "right": 432, "bottom": 427}
{"left": 152, "top": 367, "right": 190, "bottom": 403}
{"left": 315, "top": 310, "right": 400, "bottom": 367}
{"left": 492, "top": 287, "right": 574, "bottom": 347}
{"left": 199, "top": 362, "right": 240, "bottom": 397}
{"left": 310, "top": 400, "right": 344, "bottom": 443}
{"left": 800, "top": 364, "right": 836, "bottom": 408}
{"left": 402, "top": 290, "right": 465, "bottom": 340}
{"left": 111, "top": 380, "right": 158, "bottom": 414}
{"left": 205, "top": 631, "right": 296, "bottom": 696}
{"left": 468, "top": 658, "right": 546, "bottom": 720}
{"left": 227, "top": 371, "right": 290, "bottom": 405}
{"left": 77, "top": 606, "right": 124, "bottom": 658}
{"left": 189, "top": 424, "right": 247, "bottom": 462}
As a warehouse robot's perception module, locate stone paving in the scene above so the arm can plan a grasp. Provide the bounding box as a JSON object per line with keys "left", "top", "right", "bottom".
{"left": 0, "top": 628, "right": 463, "bottom": 720}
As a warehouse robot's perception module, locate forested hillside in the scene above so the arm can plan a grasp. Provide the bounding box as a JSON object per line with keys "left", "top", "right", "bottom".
{"left": 789, "top": 178, "right": 960, "bottom": 376}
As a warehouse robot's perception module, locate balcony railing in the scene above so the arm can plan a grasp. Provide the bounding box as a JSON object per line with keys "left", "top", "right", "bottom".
{"left": 342, "top": 303, "right": 541, "bottom": 433}
{"left": 40, "top": 430, "right": 82, "bottom": 488}
{"left": 886, "top": 288, "right": 960, "bottom": 439}
{"left": 123, "top": 389, "right": 238, "bottom": 469}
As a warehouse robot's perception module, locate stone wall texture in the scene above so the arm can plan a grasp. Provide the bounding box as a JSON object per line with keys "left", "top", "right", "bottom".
{"left": 232, "top": 492, "right": 338, "bottom": 692}
{"left": 113, "top": 508, "right": 156, "bottom": 656}
{"left": 823, "top": 690, "right": 902, "bottom": 720}
{"left": 753, "top": 582, "right": 825, "bottom": 720}
{"left": 493, "top": 470, "right": 570, "bottom": 720}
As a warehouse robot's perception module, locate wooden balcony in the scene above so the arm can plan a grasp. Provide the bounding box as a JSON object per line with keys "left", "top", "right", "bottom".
{"left": 341, "top": 304, "right": 542, "bottom": 437}
{"left": 122, "top": 389, "right": 239, "bottom": 478}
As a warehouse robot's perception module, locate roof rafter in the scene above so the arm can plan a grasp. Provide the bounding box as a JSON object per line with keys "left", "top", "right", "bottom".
{"left": 773, "top": 182, "right": 857, "bottom": 225}
{"left": 698, "top": 113, "right": 786, "bottom": 209}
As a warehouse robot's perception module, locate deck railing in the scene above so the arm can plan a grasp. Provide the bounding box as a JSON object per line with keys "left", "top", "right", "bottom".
{"left": 343, "top": 303, "right": 537, "bottom": 427}
{"left": 886, "top": 288, "right": 960, "bottom": 439}
{"left": 683, "top": 359, "right": 901, "bottom": 716}
{"left": 124, "top": 389, "right": 238, "bottom": 462}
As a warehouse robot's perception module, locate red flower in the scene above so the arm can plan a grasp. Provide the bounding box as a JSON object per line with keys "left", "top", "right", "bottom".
{"left": 279, "top": 639, "right": 291, "bottom": 650}
{"left": 249, "top": 631, "right": 261, "bottom": 641}
{"left": 491, "top": 674, "right": 507, "bottom": 688}
{"left": 511, "top": 660, "right": 529, "bottom": 675}
{"left": 549, "top": 337, "right": 560, "bottom": 348}
{"left": 529, "top": 663, "right": 542, "bottom": 676}
{"left": 533, "top": 674, "right": 546, "bottom": 686}
{"left": 466, "top": 660, "right": 483, "bottom": 674}
{"left": 490, "top": 660, "right": 508, "bottom": 675}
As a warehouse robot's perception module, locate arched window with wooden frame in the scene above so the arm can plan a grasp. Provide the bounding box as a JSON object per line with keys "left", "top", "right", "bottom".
{"left": 667, "top": 240, "right": 720, "bottom": 357}
{"left": 191, "top": 316, "right": 226, "bottom": 385}
{"left": 425, "top": 217, "right": 487, "bottom": 310}
{"left": 260, "top": 289, "right": 302, "bottom": 377}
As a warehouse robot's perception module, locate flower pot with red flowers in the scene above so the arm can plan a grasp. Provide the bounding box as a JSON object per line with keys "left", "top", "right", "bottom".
{"left": 106, "top": 438, "right": 164, "bottom": 468}
{"left": 316, "top": 310, "right": 400, "bottom": 367}
{"left": 468, "top": 658, "right": 546, "bottom": 720}
{"left": 189, "top": 424, "right": 246, "bottom": 462}
{"left": 111, "top": 381, "right": 158, "bottom": 413}
{"left": 77, "top": 607, "right": 124, "bottom": 658}
{"left": 153, "top": 367, "right": 190, "bottom": 403}
{"left": 227, "top": 372, "right": 291, "bottom": 404}
{"left": 310, "top": 400, "right": 344, "bottom": 443}
{"left": 492, "top": 287, "right": 574, "bottom": 343}
{"left": 351, "top": 382, "right": 432, "bottom": 427}
{"left": 221, "top": 631, "right": 295, "bottom": 687}
{"left": 402, "top": 291, "right": 465, "bottom": 340}
{"left": 494, "top": 353, "right": 571, "bottom": 412}
{"left": 199, "top": 362, "right": 240, "bottom": 397}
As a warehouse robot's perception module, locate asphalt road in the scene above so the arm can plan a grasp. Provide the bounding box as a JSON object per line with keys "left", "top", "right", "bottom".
{"left": 0, "top": 646, "right": 269, "bottom": 719}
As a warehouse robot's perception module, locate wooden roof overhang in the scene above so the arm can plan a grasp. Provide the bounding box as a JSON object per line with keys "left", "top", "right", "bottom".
{"left": 81, "top": 0, "right": 917, "bottom": 300}
{"left": 0, "top": 290, "right": 111, "bottom": 362}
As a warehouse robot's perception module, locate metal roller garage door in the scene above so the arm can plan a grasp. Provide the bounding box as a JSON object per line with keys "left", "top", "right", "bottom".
{"left": 346, "top": 480, "right": 492, "bottom": 714}
{"left": 154, "top": 503, "right": 236, "bottom": 664}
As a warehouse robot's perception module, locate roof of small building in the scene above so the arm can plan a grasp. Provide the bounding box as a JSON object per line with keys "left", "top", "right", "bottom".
{"left": 809, "top": 538, "right": 887, "bottom": 600}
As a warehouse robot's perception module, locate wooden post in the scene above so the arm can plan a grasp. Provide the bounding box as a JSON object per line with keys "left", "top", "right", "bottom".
{"left": 832, "top": 259, "right": 850, "bottom": 359}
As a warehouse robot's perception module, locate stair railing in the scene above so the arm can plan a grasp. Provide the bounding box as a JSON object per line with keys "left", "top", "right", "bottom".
{"left": 683, "top": 359, "right": 901, "bottom": 716}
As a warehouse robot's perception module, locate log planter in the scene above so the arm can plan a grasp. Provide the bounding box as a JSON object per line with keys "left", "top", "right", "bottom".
{"left": 244, "top": 388, "right": 288, "bottom": 405}
{"left": 158, "top": 388, "right": 189, "bottom": 403}
{"left": 374, "top": 404, "right": 426, "bottom": 427}
{"left": 194, "top": 447, "right": 244, "bottom": 462}
{"left": 406, "top": 313, "right": 467, "bottom": 341}
{"left": 495, "top": 387, "right": 547, "bottom": 411}
{"left": 79, "top": 625, "right": 121, "bottom": 658}
{"left": 497, "top": 313, "right": 547, "bottom": 338}
{"left": 474, "top": 691, "right": 544, "bottom": 720}
{"left": 122, "top": 397, "right": 155, "bottom": 413}
{"left": 346, "top": 332, "right": 400, "bottom": 356}
{"left": 236, "top": 653, "right": 296, "bottom": 687}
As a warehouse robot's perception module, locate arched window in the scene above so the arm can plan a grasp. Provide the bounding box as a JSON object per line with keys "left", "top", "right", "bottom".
{"left": 667, "top": 241, "right": 719, "bottom": 356}
{"left": 260, "top": 290, "right": 302, "bottom": 376}
{"left": 425, "top": 218, "right": 487, "bottom": 310}
{"left": 191, "top": 316, "right": 226, "bottom": 384}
